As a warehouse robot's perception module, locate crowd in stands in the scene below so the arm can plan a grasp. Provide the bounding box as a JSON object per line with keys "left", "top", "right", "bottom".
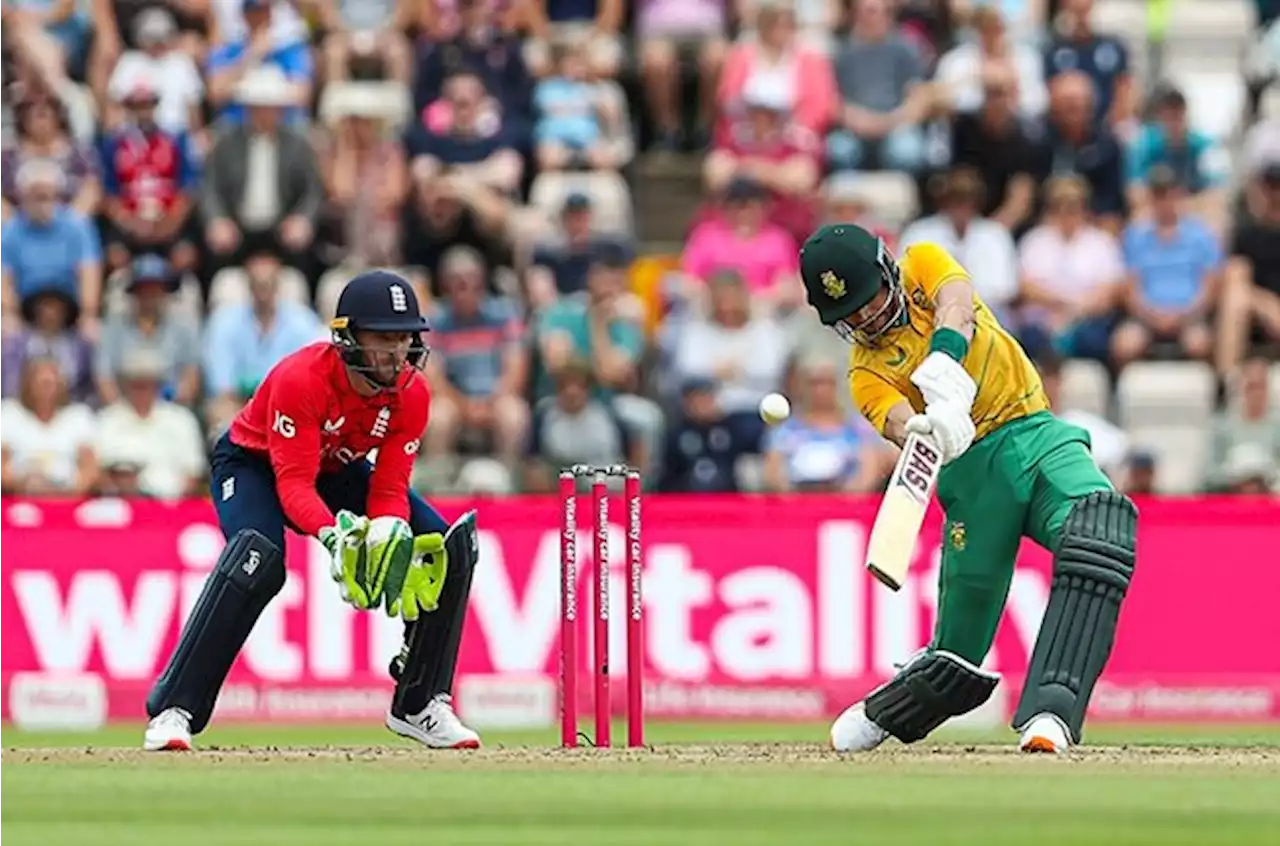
{"left": 1, "top": 0, "right": 1278, "bottom": 501}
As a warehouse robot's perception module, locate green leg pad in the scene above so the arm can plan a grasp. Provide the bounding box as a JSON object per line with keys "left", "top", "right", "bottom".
{"left": 1013, "top": 490, "right": 1137, "bottom": 742}
{"left": 865, "top": 650, "right": 1001, "bottom": 743}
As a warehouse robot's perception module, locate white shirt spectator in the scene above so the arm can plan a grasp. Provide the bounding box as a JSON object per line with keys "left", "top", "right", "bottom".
{"left": 934, "top": 41, "right": 1047, "bottom": 117}
{"left": 213, "top": 0, "right": 308, "bottom": 48}
{"left": 0, "top": 398, "right": 96, "bottom": 490}
{"left": 96, "top": 400, "right": 207, "bottom": 500}
{"left": 673, "top": 315, "right": 789, "bottom": 415}
{"left": 108, "top": 51, "right": 205, "bottom": 133}
{"left": 899, "top": 215, "right": 1019, "bottom": 312}
{"left": 1018, "top": 222, "right": 1124, "bottom": 321}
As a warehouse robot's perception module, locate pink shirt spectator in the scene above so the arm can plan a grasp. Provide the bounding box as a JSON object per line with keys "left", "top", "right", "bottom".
{"left": 1018, "top": 222, "right": 1124, "bottom": 325}
{"left": 718, "top": 43, "right": 836, "bottom": 136}
{"left": 682, "top": 218, "right": 799, "bottom": 294}
{"left": 636, "top": 0, "right": 727, "bottom": 38}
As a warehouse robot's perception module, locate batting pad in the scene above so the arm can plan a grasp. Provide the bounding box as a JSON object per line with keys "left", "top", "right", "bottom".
{"left": 1013, "top": 490, "right": 1137, "bottom": 742}
{"left": 146, "top": 529, "right": 285, "bottom": 733}
{"left": 865, "top": 650, "right": 1001, "bottom": 743}
{"left": 392, "top": 511, "right": 479, "bottom": 716}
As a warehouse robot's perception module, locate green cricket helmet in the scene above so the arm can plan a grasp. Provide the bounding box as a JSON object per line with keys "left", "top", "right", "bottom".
{"left": 799, "top": 224, "right": 906, "bottom": 346}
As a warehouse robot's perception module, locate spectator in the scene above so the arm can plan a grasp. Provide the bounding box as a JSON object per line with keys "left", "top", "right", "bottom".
{"left": 738, "top": 0, "right": 839, "bottom": 48}
{"left": 316, "top": 84, "right": 409, "bottom": 273}
{"left": 1241, "top": 117, "right": 1280, "bottom": 217}
{"left": 202, "top": 253, "right": 325, "bottom": 433}
{"left": 636, "top": 0, "right": 728, "bottom": 150}
{"left": 414, "top": 0, "right": 533, "bottom": 136}
{"left": 2, "top": 0, "right": 93, "bottom": 83}
{"left": 1219, "top": 163, "right": 1280, "bottom": 376}
{"left": 1219, "top": 444, "right": 1277, "bottom": 495}
{"left": 0, "top": 290, "right": 94, "bottom": 404}
{"left": 681, "top": 177, "right": 801, "bottom": 311}
{"left": 935, "top": 5, "right": 1046, "bottom": 118}
{"left": 533, "top": 37, "right": 625, "bottom": 172}
{"left": 525, "top": 357, "right": 637, "bottom": 491}
{"left": 1121, "top": 450, "right": 1157, "bottom": 495}
{"left": 671, "top": 270, "right": 790, "bottom": 416}
{"left": 816, "top": 174, "right": 897, "bottom": 248}
{"left": 527, "top": 193, "right": 634, "bottom": 307}
{"left": 96, "top": 347, "right": 207, "bottom": 500}
{"left": 1018, "top": 175, "right": 1123, "bottom": 361}
{"left": 0, "top": 356, "right": 97, "bottom": 496}
{"left": 963, "top": 0, "right": 1049, "bottom": 45}
{"left": 200, "top": 66, "right": 324, "bottom": 273}
{"left": 404, "top": 169, "right": 513, "bottom": 301}
{"left": 1035, "top": 352, "right": 1128, "bottom": 479}
{"left": 719, "top": 0, "right": 837, "bottom": 142}
{"left": 316, "top": 0, "right": 414, "bottom": 85}
{"left": 1, "top": 93, "right": 101, "bottom": 221}
{"left": 100, "top": 79, "right": 200, "bottom": 274}
{"left": 762, "top": 356, "right": 886, "bottom": 492}
{"left": 1127, "top": 84, "right": 1228, "bottom": 227}
{"left": 105, "top": 9, "right": 205, "bottom": 135}
{"left": 948, "top": 63, "right": 1048, "bottom": 233}
{"left": 407, "top": 71, "right": 525, "bottom": 198}
{"left": 423, "top": 246, "right": 530, "bottom": 475}
{"left": 1, "top": 159, "right": 102, "bottom": 338}
{"left": 1, "top": 4, "right": 79, "bottom": 92}
{"left": 95, "top": 255, "right": 201, "bottom": 407}
{"left": 91, "top": 1, "right": 221, "bottom": 105}
{"left": 1045, "top": 71, "right": 1125, "bottom": 232}
{"left": 900, "top": 168, "right": 1019, "bottom": 322}
{"left": 208, "top": 0, "right": 307, "bottom": 47}
{"left": 829, "top": 0, "right": 931, "bottom": 173}
{"left": 703, "top": 73, "right": 821, "bottom": 247}
{"left": 207, "top": 0, "right": 314, "bottom": 126}
{"left": 1112, "top": 166, "right": 1220, "bottom": 371}
{"left": 1043, "top": 0, "right": 1134, "bottom": 132}
{"left": 895, "top": 0, "right": 958, "bottom": 71}
{"left": 658, "top": 376, "right": 763, "bottom": 493}
{"left": 1207, "top": 358, "right": 1279, "bottom": 491}
{"left": 534, "top": 251, "right": 662, "bottom": 464}
{"left": 524, "top": 0, "right": 625, "bottom": 79}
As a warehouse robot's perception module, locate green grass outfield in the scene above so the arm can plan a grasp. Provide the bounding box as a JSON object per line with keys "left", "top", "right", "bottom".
{"left": 5, "top": 722, "right": 1280, "bottom": 846}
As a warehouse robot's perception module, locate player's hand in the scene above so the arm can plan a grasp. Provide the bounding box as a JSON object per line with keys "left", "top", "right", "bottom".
{"left": 910, "top": 351, "right": 977, "bottom": 412}
{"left": 385, "top": 533, "right": 449, "bottom": 621}
{"left": 319, "top": 510, "right": 371, "bottom": 608}
{"left": 905, "top": 401, "right": 975, "bottom": 464}
{"left": 361, "top": 516, "right": 416, "bottom": 613}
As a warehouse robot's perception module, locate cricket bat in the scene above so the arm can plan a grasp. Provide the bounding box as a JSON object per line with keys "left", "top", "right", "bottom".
{"left": 866, "top": 432, "right": 944, "bottom": 591}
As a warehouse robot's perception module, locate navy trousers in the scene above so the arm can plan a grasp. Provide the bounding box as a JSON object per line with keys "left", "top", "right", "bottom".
{"left": 209, "top": 433, "right": 450, "bottom": 546}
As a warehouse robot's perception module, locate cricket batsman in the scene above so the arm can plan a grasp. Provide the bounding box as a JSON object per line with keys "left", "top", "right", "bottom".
{"left": 144, "top": 270, "right": 482, "bottom": 752}
{"left": 799, "top": 225, "right": 1138, "bottom": 754}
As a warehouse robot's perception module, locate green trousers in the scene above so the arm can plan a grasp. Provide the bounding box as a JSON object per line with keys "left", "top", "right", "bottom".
{"left": 932, "top": 412, "right": 1113, "bottom": 665}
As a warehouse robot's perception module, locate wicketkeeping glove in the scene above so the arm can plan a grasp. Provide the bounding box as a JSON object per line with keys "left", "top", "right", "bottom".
{"left": 319, "top": 510, "right": 372, "bottom": 608}
{"left": 384, "top": 533, "right": 449, "bottom": 621}
{"left": 361, "top": 516, "right": 416, "bottom": 614}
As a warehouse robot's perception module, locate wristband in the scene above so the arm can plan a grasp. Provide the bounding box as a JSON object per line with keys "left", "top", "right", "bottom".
{"left": 929, "top": 327, "right": 970, "bottom": 362}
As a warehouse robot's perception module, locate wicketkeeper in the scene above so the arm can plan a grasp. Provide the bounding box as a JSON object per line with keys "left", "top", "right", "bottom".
{"left": 145, "top": 270, "right": 482, "bottom": 751}
{"left": 800, "top": 225, "right": 1138, "bottom": 753}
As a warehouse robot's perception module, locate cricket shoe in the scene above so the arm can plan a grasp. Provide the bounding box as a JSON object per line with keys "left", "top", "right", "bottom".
{"left": 386, "top": 694, "right": 481, "bottom": 749}
{"left": 830, "top": 703, "right": 890, "bottom": 752}
{"left": 143, "top": 707, "right": 194, "bottom": 751}
{"left": 1019, "top": 713, "right": 1070, "bottom": 754}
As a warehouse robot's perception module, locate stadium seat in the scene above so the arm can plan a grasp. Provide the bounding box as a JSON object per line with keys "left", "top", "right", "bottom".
{"left": 1117, "top": 361, "right": 1216, "bottom": 493}
{"left": 529, "top": 171, "right": 635, "bottom": 236}
{"left": 1167, "top": 0, "right": 1254, "bottom": 42}
{"left": 1166, "top": 70, "right": 1247, "bottom": 140}
{"left": 1059, "top": 359, "right": 1110, "bottom": 419}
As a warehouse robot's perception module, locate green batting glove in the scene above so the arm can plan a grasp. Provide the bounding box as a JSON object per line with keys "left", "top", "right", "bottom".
{"left": 363, "top": 516, "right": 415, "bottom": 614}
{"left": 319, "top": 510, "right": 371, "bottom": 608}
{"left": 385, "top": 533, "right": 448, "bottom": 621}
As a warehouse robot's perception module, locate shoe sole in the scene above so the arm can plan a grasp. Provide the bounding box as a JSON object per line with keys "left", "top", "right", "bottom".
{"left": 144, "top": 737, "right": 192, "bottom": 752}
{"left": 1020, "top": 735, "right": 1064, "bottom": 754}
{"left": 385, "top": 713, "right": 481, "bottom": 750}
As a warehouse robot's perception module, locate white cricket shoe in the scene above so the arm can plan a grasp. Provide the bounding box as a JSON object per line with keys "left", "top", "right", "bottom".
{"left": 1019, "top": 712, "right": 1070, "bottom": 754}
{"left": 386, "top": 694, "right": 481, "bottom": 749}
{"left": 143, "top": 707, "right": 193, "bottom": 751}
{"left": 830, "top": 703, "right": 890, "bottom": 752}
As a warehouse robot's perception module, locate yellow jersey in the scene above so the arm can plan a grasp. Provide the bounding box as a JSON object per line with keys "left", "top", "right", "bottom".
{"left": 848, "top": 242, "right": 1049, "bottom": 441}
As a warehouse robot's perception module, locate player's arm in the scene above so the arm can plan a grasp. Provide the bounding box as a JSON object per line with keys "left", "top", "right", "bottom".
{"left": 851, "top": 365, "right": 914, "bottom": 448}
{"left": 365, "top": 389, "right": 429, "bottom": 521}
{"left": 933, "top": 277, "right": 977, "bottom": 345}
{"left": 265, "top": 377, "right": 337, "bottom": 538}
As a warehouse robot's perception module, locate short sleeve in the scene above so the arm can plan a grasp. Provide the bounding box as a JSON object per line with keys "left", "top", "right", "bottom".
{"left": 1, "top": 223, "right": 15, "bottom": 273}
{"left": 850, "top": 366, "right": 907, "bottom": 436}
{"left": 902, "top": 242, "right": 971, "bottom": 300}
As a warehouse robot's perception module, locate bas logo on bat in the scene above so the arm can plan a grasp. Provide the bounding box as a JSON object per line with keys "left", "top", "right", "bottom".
{"left": 898, "top": 439, "right": 941, "bottom": 503}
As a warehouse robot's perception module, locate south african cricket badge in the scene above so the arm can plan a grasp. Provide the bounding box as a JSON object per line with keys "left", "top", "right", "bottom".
{"left": 821, "top": 270, "right": 846, "bottom": 299}
{"left": 948, "top": 522, "right": 967, "bottom": 551}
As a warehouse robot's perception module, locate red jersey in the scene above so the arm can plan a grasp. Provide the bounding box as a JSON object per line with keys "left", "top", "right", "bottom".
{"left": 104, "top": 127, "right": 192, "bottom": 220}
{"left": 229, "top": 343, "right": 431, "bottom": 537}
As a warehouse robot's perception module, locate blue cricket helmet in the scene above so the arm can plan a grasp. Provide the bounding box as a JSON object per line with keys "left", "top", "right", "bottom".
{"left": 331, "top": 269, "right": 430, "bottom": 389}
